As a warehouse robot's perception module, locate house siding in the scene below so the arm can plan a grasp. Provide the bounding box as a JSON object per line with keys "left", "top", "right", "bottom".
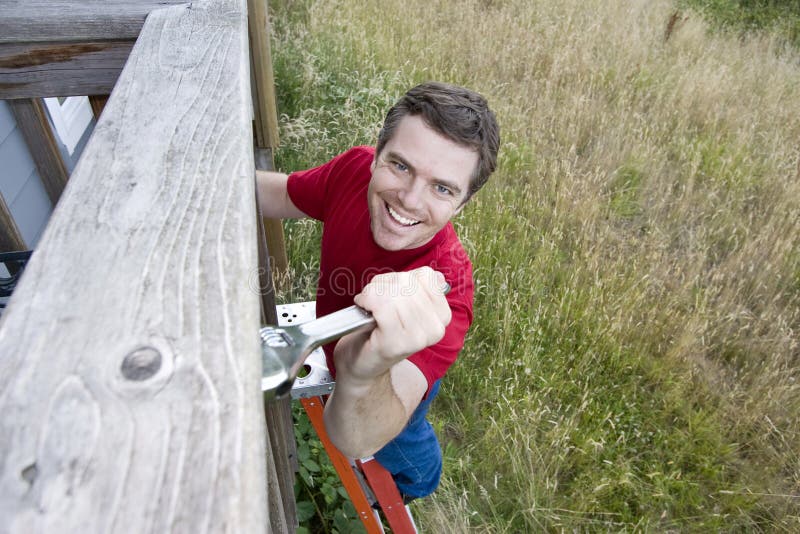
{"left": 1, "top": 100, "right": 54, "bottom": 250}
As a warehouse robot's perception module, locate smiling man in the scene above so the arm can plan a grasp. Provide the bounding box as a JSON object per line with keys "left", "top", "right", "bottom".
{"left": 257, "top": 82, "right": 500, "bottom": 501}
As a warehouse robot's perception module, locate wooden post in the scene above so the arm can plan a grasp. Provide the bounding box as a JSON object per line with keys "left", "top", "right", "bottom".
{"left": 0, "top": 1, "right": 274, "bottom": 531}
{"left": 247, "top": 0, "right": 280, "bottom": 148}
{"left": 256, "top": 190, "right": 298, "bottom": 529}
{"left": 0, "top": 192, "right": 26, "bottom": 259}
{"left": 7, "top": 98, "right": 69, "bottom": 205}
{"left": 249, "top": 7, "right": 293, "bottom": 524}
{"left": 248, "top": 0, "right": 288, "bottom": 281}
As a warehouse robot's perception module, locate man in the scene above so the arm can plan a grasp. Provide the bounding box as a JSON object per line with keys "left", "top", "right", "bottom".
{"left": 257, "top": 81, "right": 500, "bottom": 500}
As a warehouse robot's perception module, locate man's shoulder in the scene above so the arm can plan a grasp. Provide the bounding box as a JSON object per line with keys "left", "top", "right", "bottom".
{"left": 348, "top": 145, "right": 375, "bottom": 157}
{"left": 324, "top": 146, "right": 374, "bottom": 184}
{"left": 336, "top": 145, "right": 374, "bottom": 166}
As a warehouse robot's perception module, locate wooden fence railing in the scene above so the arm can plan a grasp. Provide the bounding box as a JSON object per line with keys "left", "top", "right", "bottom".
{"left": 0, "top": 0, "right": 294, "bottom": 531}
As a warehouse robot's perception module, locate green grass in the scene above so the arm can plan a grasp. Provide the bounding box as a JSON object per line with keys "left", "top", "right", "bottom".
{"left": 268, "top": 0, "right": 800, "bottom": 531}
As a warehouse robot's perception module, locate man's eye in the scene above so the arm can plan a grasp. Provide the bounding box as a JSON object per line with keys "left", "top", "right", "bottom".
{"left": 435, "top": 184, "right": 452, "bottom": 196}
{"left": 393, "top": 161, "right": 408, "bottom": 173}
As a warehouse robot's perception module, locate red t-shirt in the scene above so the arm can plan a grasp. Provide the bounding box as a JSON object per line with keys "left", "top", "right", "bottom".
{"left": 286, "top": 146, "right": 474, "bottom": 394}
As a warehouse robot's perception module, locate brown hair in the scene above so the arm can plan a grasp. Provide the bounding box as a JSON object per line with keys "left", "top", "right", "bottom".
{"left": 376, "top": 81, "right": 500, "bottom": 201}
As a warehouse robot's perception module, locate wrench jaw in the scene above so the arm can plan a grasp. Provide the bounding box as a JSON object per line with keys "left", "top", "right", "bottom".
{"left": 259, "top": 326, "right": 297, "bottom": 400}
{"left": 260, "top": 366, "right": 291, "bottom": 401}
{"left": 260, "top": 304, "right": 377, "bottom": 400}
{"left": 260, "top": 325, "right": 314, "bottom": 401}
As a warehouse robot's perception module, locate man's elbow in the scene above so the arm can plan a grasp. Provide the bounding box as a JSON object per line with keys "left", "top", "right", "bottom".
{"left": 332, "top": 437, "right": 379, "bottom": 460}
{"left": 323, "top": 412, "right": 382, "bottom": 459}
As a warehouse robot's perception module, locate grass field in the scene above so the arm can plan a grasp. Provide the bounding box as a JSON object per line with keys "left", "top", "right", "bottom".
{"left": 267, "top": 0, "right": 800, "bottom": 530}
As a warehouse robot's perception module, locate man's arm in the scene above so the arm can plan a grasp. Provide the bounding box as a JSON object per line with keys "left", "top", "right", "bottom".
{"left": 255, "top": 169, "right": 307, "bottom": 219}
{"left": 323, "top": 267, "right": 451, "bottom": 458}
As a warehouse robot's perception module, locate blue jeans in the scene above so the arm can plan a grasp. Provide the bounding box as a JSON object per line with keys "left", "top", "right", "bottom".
{"left": 373, "top": 380, "right": 442, "bottom": 499}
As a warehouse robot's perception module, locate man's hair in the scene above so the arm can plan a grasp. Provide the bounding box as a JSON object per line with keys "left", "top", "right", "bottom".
{"left": 376, "top": 81, "right": 500, "bottom": 202}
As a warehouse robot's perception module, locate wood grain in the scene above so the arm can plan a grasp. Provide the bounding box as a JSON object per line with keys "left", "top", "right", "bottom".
{"left": 7, "top": 98, "right": 68, "bottom": 205}
{"left": 0, "top": 1, "right": 271, "bottom": 532}
{"left": 247, "top": 0, "right": 279, "bottom": 148}
{"left": 0, "top": 41, "right": 134, "bottom": 99}
{"left": 255, "top": 179, "right": 296, "bottom": 528}
{"left": 0, "top": 1, "right": 190, "bottom": 43}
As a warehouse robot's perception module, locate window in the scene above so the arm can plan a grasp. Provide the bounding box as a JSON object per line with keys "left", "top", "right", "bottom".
{"left": 43, "top": 96, "right": 93, "bottom": 155}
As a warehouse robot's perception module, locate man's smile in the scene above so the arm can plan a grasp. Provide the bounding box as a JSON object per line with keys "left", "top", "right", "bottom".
{"left": 386, "top": 202, "right": 421, "bottom": 226}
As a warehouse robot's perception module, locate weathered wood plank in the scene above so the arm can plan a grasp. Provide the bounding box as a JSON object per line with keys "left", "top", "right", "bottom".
{"left": 256, "top": 184, "right": 297, "bottom": 528}
{"left": 264, "top": 399, "right": 297, "bottom": 531}
{"left": 7, "top": 98, "right": 68, "bottom": 205}
{"left": 0, "top": 1, "right": 190, "bottom": 43}
{"left": 0, "top": 192, "right": 26, "bottom": 253}
{"left": 247, "top": 0, "right": 279, "bottom": 148}
{"left": 0, "top": 1, "right": 270, "bottom": 532}
{"left": 0, "top": 41, "right": 134, "bottom": 99}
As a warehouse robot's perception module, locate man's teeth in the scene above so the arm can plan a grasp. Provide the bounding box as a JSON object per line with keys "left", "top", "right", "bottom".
{"left": 387, "top": 205, "right": 420, "bottom": 226}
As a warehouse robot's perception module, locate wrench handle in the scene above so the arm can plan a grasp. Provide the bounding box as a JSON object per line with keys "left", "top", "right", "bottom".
{"left": 298, "top": 305, "right": 375, "bottom": 346}
{"left": 297, "top": 282, "right": 451, "bottom": 347}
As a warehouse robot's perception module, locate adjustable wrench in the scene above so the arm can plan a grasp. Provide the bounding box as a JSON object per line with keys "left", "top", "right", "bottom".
{"left": 261, "top": 284, "right": 449, "bottom": 400}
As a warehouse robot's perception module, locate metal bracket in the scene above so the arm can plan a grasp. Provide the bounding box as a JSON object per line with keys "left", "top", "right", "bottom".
{"left": 271, "top": 301, "right": 336, "bottom": 399}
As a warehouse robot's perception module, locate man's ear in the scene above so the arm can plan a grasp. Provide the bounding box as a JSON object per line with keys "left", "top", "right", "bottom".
{"left": 370, "top": 154, "right": 377, "bottom": 172}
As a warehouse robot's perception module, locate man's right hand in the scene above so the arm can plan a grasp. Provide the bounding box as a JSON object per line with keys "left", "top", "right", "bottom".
{"left": 341, "top": 266, "right": 452, "bottom": 384}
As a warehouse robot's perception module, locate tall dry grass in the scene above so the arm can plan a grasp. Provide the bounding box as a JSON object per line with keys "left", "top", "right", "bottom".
{"left": 270, "top": 0, "right": 800, "bottom": 530}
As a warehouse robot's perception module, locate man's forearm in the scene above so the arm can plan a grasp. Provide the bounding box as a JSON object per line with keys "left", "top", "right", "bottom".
{"left": 323, "top": 368, "right": 408, "bottom": 458}
{"left": 323, "top": 332, "right": 427, "bottom": 458}
{"left": 322, "top": 268, "right": 446, "bottom": 458}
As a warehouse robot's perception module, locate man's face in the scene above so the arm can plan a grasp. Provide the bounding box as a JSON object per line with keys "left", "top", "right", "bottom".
{"left": 368, "top": 115, "right": 478, "bottom": 251}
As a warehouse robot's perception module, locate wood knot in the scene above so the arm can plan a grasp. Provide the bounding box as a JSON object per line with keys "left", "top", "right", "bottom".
{"left": 21, "top": 463, "right": 38, "bottom": 486}
{"left": 121, "top": 347, "right": 162, "bottom": 381}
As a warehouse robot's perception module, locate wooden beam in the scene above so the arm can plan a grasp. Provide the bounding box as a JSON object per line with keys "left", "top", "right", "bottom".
{"left": 248, "top": 1, "right": 287, "bottom": 281}
{"left": 256, "top": 185, "right": 297, "bottom": 529}
{"left": 88, "top": 95, "right": 110, "bottom": 119}
{"left": 7, "top": 98, "right": 69, "bottom": 205}
{"left": 0, "top": 41, "right": 133, "bottom": 99}
{"left": 264, "top": 398, "right": 298, "bottom": 530}
{"left": 248, "top": 0, "right": 280, "bottom": 148}
{"left": 0, "top": 1, "right": 272, "bottom": 531}
{"left": 0, "top": 1, "right": 190, "bottom": 43}
{"left": 0, "top": 192, "right": 26, "bottom": 253}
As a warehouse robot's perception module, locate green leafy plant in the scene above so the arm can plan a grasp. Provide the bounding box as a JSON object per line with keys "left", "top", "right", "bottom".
{"left": 293, "top": 403, "right": 367, "bottom": 534}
